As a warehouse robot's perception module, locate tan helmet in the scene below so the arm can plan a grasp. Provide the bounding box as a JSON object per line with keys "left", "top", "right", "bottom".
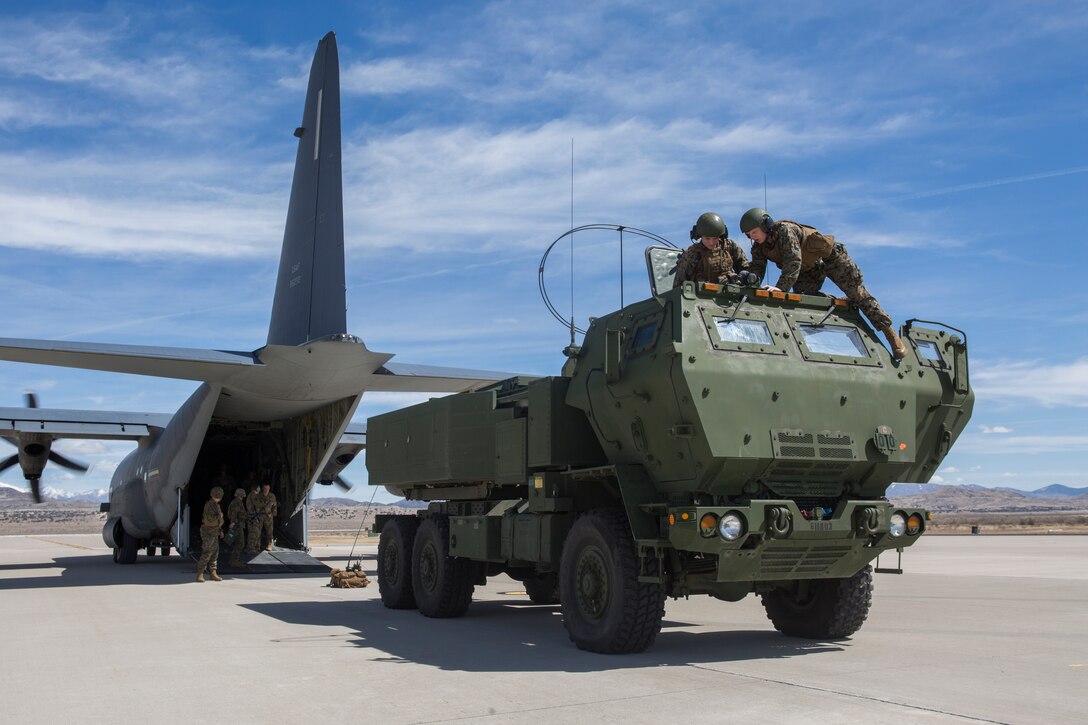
{"left": 210, "top": 486, "right": 224, "bottom": 499}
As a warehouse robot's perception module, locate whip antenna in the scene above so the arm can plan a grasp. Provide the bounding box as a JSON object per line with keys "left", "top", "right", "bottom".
{"left": 570, "top": 139, "right": 575, "bottom": 346}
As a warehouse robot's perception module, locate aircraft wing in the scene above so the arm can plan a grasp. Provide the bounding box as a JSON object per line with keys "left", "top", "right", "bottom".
{"left": 368, "top": 361, "right": 524, "bottom": 393}
{"left": 0, "top": 406, "right": 173, "bottom": 439}
{"left": 0, "top": 338, "right": 258, "bottom": 382}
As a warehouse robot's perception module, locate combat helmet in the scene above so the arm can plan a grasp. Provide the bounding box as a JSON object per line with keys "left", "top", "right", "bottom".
{"left": 739, "top": 208, "right": 774, "bottom": 235}
{"left": 235, "top": 488, "right": 245, "bottom": 498}
{"left": 690, "top": 212, "right": 727, "bottom": 240}
{"left": 210, "top": 486, "right": 224, "bottom": 499}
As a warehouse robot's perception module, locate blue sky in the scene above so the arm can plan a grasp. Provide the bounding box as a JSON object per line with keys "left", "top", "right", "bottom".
{"left": 1, "top": 1, "right": 1085, "bottom": 502}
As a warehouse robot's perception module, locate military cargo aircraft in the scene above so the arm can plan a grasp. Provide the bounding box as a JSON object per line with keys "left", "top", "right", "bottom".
{"left": 0, "top": 32, "right": 510, "bottom": 563}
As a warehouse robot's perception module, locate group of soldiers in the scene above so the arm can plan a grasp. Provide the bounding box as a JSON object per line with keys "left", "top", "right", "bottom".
{"left": 195, "top": 476, "right": 279, "bottom": 583}
{"left": 672, "top": 208, "right": 907, "bottom": 360}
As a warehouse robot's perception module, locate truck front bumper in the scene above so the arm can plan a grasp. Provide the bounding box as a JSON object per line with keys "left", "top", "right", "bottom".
{"left": 664, "top": 499, "right": 926, "bottom": 582}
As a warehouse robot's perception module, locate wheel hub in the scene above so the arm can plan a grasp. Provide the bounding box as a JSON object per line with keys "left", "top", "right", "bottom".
{"left": 419, "top": 542, "right": 438, "bottom": 593}
{"left": 574, "top": 546, "right": 610, "bottom": 621}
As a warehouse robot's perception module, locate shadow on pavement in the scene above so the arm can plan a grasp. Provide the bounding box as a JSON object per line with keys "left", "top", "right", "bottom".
{"left": 240, "top": 597, "right": 843, "bottom": 672}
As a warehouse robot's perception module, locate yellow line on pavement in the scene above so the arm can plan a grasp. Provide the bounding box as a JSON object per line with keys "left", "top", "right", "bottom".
{"left": 28, "top": 536, "right": 95, "bottom": 551}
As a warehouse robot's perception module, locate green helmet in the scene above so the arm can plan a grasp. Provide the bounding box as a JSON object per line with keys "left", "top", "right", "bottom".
{"left": 235, "top": 488, "right": 245, "bottom": 498}
{"left": 210, "top": 486, "right": 224, "bottom": 499}
{"left": 691, "top": 212, "right": 727, "bottom": 240}
{"left": 740, "top": 208, "right": 773, "bottom": 235}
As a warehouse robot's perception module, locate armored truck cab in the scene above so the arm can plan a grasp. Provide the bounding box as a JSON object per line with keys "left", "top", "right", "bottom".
{"left": 367, "top": 248, "right": 973, "bottom": 653}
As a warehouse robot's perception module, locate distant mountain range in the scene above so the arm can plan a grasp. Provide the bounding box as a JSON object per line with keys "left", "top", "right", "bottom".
{"left": 3, "top": 481, "right": 1085, "bottom": 514}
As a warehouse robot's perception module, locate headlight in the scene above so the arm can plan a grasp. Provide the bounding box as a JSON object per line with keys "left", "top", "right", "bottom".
{"left": 907, "top": 513, "right": 924, "bottom": 535}
{"left": 889, "top": 512, "right": 907, "bottom": 537}
{"left": 719, "top": 512, "right": 745, "bottom": 541}
{"left": 699, "top": 513, "right": 719, "bottom": 538}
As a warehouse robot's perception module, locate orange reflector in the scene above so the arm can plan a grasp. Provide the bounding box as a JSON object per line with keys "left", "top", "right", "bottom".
{"left": 681, "top": 511, "right": 691, "bottom": 521}
{"left": 700, "top": 513, "right": 717, "bottom": 529}
{"left": 899, "top": 442, "right": 908, "bottom": 450}
{"left": 755, "top": 289, "right": 769, "bottom": 298}
{"left": 703, "top": 283, "right": 721, "bottom": 292}
{"left": 786, "top": 293, "right": 801, "bottom": 302}
{"left": 907, "top": 513, "right": 924, "bottom": 534}
{"left": 771, "top": 291, "right": 785, "bottom": 299}
{"left": 668, "top": 514, "right": 675, "bottom": 526}
{"left": 834, "top": 298, "right": 849, "bottom": 308}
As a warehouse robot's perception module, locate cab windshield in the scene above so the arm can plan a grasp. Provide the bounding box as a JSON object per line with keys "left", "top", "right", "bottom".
{"left": 798, "top": 324, "right": 868, "bottom": 357}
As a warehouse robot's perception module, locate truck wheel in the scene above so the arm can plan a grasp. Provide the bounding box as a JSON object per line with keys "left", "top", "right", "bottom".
{"left": 378, "top": 517, "right": 420, "bottom": 609}
{"left": 116, "top": 529, "right": 139, "bottom": 565}
{"left": 524, "top": 573, "right": 560, "bottom": 605}
{"left": 761, "top": 565, "right": 873, "bottom": 639}
{"left": 559, "top": 508, "right": 665, "bottom": 654}
{"left": 412, "top": 516, "right": 474, "bottom": 618}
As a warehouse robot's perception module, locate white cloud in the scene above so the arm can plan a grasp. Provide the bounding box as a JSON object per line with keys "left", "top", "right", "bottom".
{"left": 973, "top": 358, "right": 1088, "bottom": 408}
{"left": 980, "top": 425, "right": 1013, "bottom": 434}
{"left": 341, "top": 58, "right": 462, "bottom": 94}
{"left": 956, "top": 435, "right": 1088, "bottom": 455}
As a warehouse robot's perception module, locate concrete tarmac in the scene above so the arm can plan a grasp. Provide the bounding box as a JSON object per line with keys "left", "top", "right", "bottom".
{"left": 1, "top": 534, "right": 1085, "bottom": 724}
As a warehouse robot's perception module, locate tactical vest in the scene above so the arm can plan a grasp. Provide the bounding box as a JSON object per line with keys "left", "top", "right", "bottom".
{"left": 762, "top": 221, "right": 836, "bottom": 271}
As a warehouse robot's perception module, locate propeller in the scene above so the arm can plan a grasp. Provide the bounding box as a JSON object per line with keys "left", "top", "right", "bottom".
{"left": 333, "top": 475, "right": 352, "bottom": 492}
{"left": 0, "top": 392, "right": 91, "bottom": 503}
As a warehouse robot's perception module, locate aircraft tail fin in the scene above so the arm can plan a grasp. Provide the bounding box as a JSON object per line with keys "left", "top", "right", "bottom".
{"left": 267, "top": 31, "right": 347, "bottom": 346}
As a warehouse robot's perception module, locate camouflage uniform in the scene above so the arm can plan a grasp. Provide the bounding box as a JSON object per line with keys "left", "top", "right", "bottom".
{"left": 673, "top": 238, "right": 750, "bottom": 288}
{"left": 226, "top": 490, "right": 247, "bottom": 566}
{"left": 248, "top": 488, "right": 278, "bottom": 551}
{"left": 749, "top": 220, "right": 893, "bottom": 330}
{"left": 244, "top": 488, "right": 260, "bottom": 553}
{"left": 196, "top": 494, "right": 223, "bottom": 581}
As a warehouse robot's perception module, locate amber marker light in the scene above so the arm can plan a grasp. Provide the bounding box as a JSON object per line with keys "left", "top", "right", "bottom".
{"left": 907, "top": 513, "right": 924, "bottom": 535}
{"left": 668, "top": 514, "right": 676, "bottom": 526}
{"left": 680, "top": 511, "right": 691, "bottom": 521}
{"left": 699, "top": 513, "right": 719, "bottom": 537}
{"left": 899, "top": 443, "right": 908, "bottom": 451}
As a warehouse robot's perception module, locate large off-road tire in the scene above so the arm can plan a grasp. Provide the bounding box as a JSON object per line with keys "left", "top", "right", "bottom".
{"left": 761, "top": 565, "right": 874, "bottom": 639}
{"left": 412, "top": 516, "right": 474, "bottom": 618}
{"left": 378, "top": 517, "right": 420, "bottom": 609}
{"left": 559, "top": 508, "right": 666, "bottom": 654}
{"left": 116, "top": 528, "right": 139, "bottom": 565}
{"left": 524, "top": 572, "right": 560, "bottom": 605}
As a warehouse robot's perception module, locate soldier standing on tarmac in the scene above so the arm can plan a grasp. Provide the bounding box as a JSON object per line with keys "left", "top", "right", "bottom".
{"left": 226, "top": 487, "right": 247, "bottom": 567}
{"left": 196, "top": 487, "right": 224, "bottom": 583}
{"left": 673, "top": 212, "right": 753, "bottom": 288}
{"left": 249, "top": 481, "right": 278, "bottom": 552}
{"left": 244, "top": 483, "right": 260, "bottom": 554}
{"left": 739, "top": 207, "right": 907, "bottom": 359}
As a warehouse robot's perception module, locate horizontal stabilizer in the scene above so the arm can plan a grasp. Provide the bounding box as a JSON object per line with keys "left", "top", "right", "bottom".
{"left": 0, "top": 406, "right": 173, "bottom": 439}
{"left": 368, "top": 362, "right": 525, "bottom": 393}
{"left": 0, "top": 338, "right": 258, "bottom": 382}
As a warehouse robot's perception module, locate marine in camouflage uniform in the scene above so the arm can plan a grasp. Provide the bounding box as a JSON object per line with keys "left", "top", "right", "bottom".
{"left": 196, "top": 487, "right": 224, "bottom": 582}
{"left": 244, "top": 485, "right": 260, "bottom": 554}
{"left": 226, "top": 487, "right": 247, "bottom": 567}
{"left": 741, "top": 208, "right": 906, "bottom": 359}
{"left": 248, "top": 483, "right": 278, "bottom": 552}
{"left": 673, "top": 237, "right": 751, "bottom": 287}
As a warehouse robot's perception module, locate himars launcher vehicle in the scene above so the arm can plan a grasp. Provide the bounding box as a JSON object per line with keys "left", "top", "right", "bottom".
{"left": 368, "top": 253, "right": 974, "bottom": 653}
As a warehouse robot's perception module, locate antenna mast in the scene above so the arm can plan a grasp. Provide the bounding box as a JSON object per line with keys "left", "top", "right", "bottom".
{"left": 569, "top": 139, "right": 575, "bottom": 346}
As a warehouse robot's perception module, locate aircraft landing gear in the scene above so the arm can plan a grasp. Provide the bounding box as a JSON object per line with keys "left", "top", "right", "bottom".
{"left": 115, "top": 528, "right": 139, "bottom": 565}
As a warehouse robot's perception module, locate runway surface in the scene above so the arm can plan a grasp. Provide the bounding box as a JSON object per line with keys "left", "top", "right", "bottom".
{"left": 1, "top": 534, "right": 1085, "bottom": 724}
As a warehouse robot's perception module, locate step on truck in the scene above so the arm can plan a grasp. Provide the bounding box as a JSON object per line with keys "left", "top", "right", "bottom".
{"left": 367, "top": 246, "right": 974, "bottom": 653}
